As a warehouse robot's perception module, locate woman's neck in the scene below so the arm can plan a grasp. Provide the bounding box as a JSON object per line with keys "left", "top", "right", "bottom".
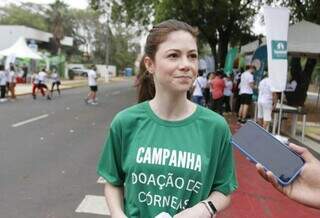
{"left": 149, "top": 92, "right": 196, "bottom": 121}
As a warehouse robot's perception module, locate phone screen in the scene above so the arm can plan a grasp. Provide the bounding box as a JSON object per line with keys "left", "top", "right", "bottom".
{"left": 232, "top": 121, "right": 305, "bottom": 184}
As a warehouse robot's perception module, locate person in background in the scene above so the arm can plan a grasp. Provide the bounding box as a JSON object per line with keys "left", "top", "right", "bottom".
{"left": 223, "top": 74, "right": 233, "bottom": 115}
{"left": 238, "top": 65, "right": 255, "bottom": 123}
{"left": 22, "top": 64, "right": 28, "bottom": 83}
{"left": 8, "top": 65, "right": 17, "bottom": 100}
{"left": 256, "top": 143, "right": 320, "bottom": 209}
{"left": 191, "top": 69, "right": 207, "bottom": 106}
{"left": 257, "top": 74, "right": 277, "bottom": 130}
{"left": 38, "top": 69, "right": 51, "bottom": 100}
{"left": 84, "top": 65, "right": 98, "bottom": 105}
{"left": 211, "top": 70, "right": 225, "bottom": 115}
{"left": 31, "top": 71, "right": 45, "bottom": 99}
{"left": 97, "top": 19, "right": 237, "bottom": 218}
{"left": 232, "top": 68, "right": 244, "bottom": 114}
{"left": 50, "top": 68, "right": 61, "bottom": 97}
{"left": 0, "top": 65, "right": 8, "bottom": 102}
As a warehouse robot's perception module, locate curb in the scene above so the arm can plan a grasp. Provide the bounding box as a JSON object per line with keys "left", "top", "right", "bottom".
{"left": 15, "top": 77, "right": 133, "bottom": 97}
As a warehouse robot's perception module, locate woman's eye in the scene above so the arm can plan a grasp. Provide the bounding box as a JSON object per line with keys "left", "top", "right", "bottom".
{"left": 189, "top": 54, "right": 198, "bottom": 59}
{"left": 168, "top": 53, "right": 178, "bottom": 58}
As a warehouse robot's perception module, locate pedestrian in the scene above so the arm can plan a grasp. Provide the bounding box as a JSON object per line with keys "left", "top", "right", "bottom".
{"left": 191, "top": 69, "right": 207, "bottom": 106}
{"left": 31, "top": 71, "right": 45, "bottom": 99}
{"left": 211, "top": 70, "right": 225, "bottom": 115}
{"left": 84, "top": 65, "right": 98, "bottom": 105}
{"left": 38, "top": 68, "right": 51, "bottom": 100}
{"left": 8, "top": 65, "right": 17, "bottom": 100}
{"left": 256, "top": 143, "right": 320, "bottom": 209}
{"left": 22, "top": 64, "right": 28, "bottom": 83}
{"left": 232, "top": 68, "right": 243, "bottom": 114}
{"left": 97, "top": 19, "right": 238, "bottom": 218}
{"left": 257, "top": 74, "right": 277, "bottom": 130}
{"left": 238, "top": 65, "right": 256, "bottom": 123}
{"left": 223, "top": 74, "right": 233, "bottom": 114}
{"left": 0, "top": 65, "right": 8, "bottom": 102}
{"left": 50, "top": 68, "right": 61, "bottom": 97}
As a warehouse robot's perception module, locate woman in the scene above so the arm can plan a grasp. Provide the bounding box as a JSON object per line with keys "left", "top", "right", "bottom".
{"left": 97, "top": 19, "right": 237, "bottom": 218}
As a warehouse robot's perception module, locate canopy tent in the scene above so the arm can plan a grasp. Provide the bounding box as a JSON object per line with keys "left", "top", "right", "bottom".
{"left": 0, "top": 37, "right": 42, "bottom": 60}
{"left": 240, "top": 20, "right": 320, "bottom": 56}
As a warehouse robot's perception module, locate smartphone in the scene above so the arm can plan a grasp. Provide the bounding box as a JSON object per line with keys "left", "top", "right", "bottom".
{"left": 231, "top": 120, "right": 305, "bottom": 186}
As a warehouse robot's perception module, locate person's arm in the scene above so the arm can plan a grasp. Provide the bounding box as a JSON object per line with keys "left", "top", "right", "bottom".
{"left": 256, "top": 143, "right": 320, "bottom": 209}
{"left": 104, "top": 182, "right": 127, "bottom": 218}
{"left": 272, "top": 92, "right": 278, "bottom": 110}
{"left": 173, "top": 191, "right": 230, "bottom": 218}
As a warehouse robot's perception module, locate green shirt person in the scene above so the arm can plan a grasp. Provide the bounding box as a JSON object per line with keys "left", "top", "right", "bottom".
{"left": 97, "top": 19, "right": 238, "bottom": 218}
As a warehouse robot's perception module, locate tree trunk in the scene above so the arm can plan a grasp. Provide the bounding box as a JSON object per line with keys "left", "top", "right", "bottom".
{"left": 208, "top": 39, "right": 217, "bottom": 70}
{"left": 218, "top": 29, "right": 230, "bottom": 69}
{"left": 286, "top": 57, "right": 317, "bottom": 106}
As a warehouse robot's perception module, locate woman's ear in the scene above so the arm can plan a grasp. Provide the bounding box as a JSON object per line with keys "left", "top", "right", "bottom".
{"left": 144, "top": 56, "right": 154, "bottom": 75}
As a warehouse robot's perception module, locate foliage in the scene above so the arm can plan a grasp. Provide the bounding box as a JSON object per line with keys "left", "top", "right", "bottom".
{"left": 46, "top": 0, "right": 70, "bottom": 54}
{"left": 91, "top": 0, "right": 261, "bottom": 67}
{"left": 0, "top": 3, "right": 48, "bottom": 31}
{"left": 109, "top": 24, "right": 139, "bottom": 71}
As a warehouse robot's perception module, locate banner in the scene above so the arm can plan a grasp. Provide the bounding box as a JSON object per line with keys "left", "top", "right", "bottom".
{"left": 264, "top": 6, "right": 290, "bottom": 92}
{"left": 224, "top": 47, "right": 238, "bottom": 76}
{"left": 251, "top": 45, "right": 268, "bottom": 101}
{"left": 251, "top": 45, "right": 268, "bottom": 84}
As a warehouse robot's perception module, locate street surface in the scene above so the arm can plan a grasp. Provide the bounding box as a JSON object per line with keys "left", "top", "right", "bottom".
{"left": 0, "top": 79, "right": 135, "bottom": 218}
{"left": 1, "top": 78, "right": 320, "bottom": 218}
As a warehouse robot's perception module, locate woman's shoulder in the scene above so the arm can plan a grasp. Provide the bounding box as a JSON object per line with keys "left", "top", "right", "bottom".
{"left": 197, "top": 106, "right": 228, "bottom": 127}
{"left": 112, "top": 102, "right": 147, "bottom": 126}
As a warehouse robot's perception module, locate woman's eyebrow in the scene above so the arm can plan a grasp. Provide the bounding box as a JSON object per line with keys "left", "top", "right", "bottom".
{"left": 165, "top": 49, "right": 197, "bottom": 53}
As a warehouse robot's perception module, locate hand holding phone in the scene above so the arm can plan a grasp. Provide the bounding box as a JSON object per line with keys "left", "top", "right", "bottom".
{"left": 231, "top": 120, "right": 305, "bottom": 186}
{"left": 256, "top": 143, "right": 320, "bottom": 209}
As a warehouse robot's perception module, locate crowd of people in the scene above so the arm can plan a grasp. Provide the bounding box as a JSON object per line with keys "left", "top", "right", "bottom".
{"left": 190, "top": 64, "right": 280, "bottom": 131}
{"left": 0, "top": 63, "right": 100, "bottom": 106}
{"left": 0, "top": 64, "right": 62, "bottom": 102}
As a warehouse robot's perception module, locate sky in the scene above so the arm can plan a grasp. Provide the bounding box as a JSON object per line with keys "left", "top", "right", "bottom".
{"left": 0, "top": 0, "right": 89, "bottom": 9}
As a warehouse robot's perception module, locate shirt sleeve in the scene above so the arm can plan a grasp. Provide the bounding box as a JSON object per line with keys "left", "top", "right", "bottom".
{"left": 211, "top": 124, "right": 238, "bottom": 196}
{"left": 97, "top": 116, "right": 125, "bottom": 186}
{"left": 249, "top": 74, "right": 254, "bottom": 83}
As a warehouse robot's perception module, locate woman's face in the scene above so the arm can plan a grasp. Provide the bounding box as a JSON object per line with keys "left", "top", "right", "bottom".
{"left": 145, "top": 30, "right": 198, "bottom": 94}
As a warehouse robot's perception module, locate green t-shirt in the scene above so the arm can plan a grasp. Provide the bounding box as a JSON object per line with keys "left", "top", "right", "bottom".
{"left": 97, "top": 101, "right": 238, "bottom": 218}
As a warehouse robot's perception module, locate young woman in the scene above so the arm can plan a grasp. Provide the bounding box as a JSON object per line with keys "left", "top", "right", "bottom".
{"left": 97, "top": 19, "right": 238, "bottom": 218}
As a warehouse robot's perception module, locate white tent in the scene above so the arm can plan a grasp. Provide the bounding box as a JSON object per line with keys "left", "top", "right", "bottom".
{"left": 240, "top": 20, "right": 320, "bottom": 56}
{"left": 288, "top": 20, "right": 320, "bottom": 55}
{"left": 0, "top": 37, "right": 42, "bottom": 59}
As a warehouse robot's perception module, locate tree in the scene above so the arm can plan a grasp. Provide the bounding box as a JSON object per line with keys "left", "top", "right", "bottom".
{"left": 46, "top": 0, "right": 69, "bottom": 55}
{"left": 92, "top": 0, "right": 260, "bottom": 68}
{"left": 0, "top": 3, "right": 48, "bottom": 31}
{"left": 109, "top": 24, "right": 139, "bottom": 72}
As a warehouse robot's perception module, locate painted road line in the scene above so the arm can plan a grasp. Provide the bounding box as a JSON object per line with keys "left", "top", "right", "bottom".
{"left": 97, "top": 177, "right": 106, "bottom": 184}
{"left": 75, "top": 195, "right": 110, "bottom": 216}
{"left": 12, "top": 114, "right": 49, "bottom": 128}
{"left": 111, "top": 91, "right": 121, "bottom": 95}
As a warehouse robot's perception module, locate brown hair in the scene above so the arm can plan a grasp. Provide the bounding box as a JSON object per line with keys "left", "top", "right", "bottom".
{"left": 136, "top": 19, "right": 198, "bottom": 103}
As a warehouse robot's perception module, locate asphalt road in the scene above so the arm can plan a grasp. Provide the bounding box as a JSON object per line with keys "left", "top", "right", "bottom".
{"left": 0, "top": 79, "right": 136, "bottom": 218}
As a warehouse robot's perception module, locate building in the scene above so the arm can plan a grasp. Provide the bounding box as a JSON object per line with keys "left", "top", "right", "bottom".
{"left": 0, "top": 25, "right": 73, "bottom": 51}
